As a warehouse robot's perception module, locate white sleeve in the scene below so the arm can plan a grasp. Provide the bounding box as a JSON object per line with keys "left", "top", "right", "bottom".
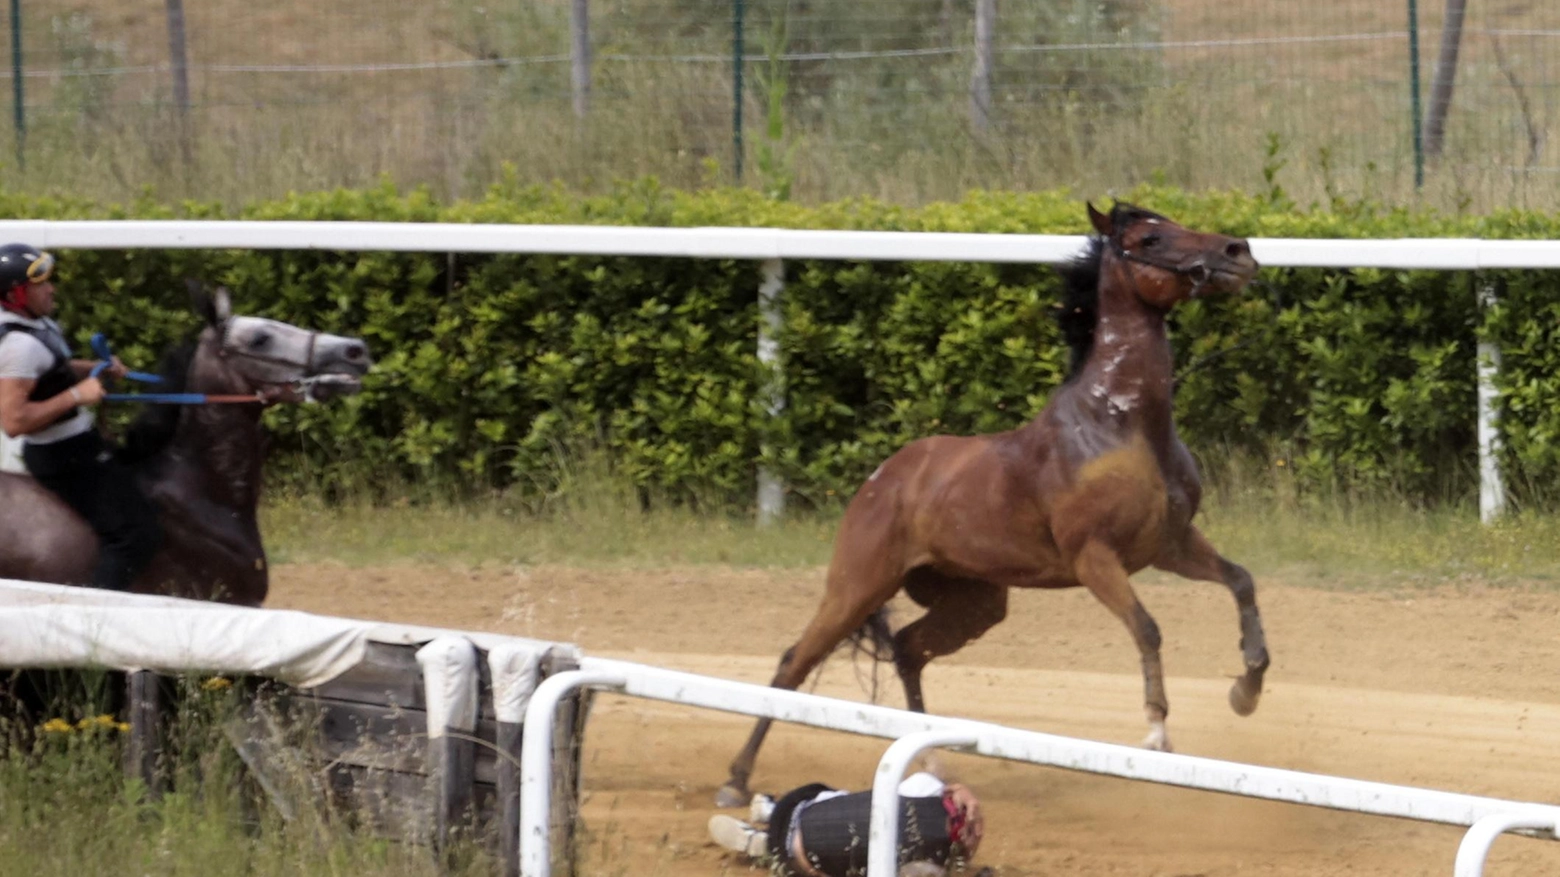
{"left": 897, "top": 771, "right": 947, "bottom": 798}
{"left": 0, "top": 335, "right": 53, "bottom": 381}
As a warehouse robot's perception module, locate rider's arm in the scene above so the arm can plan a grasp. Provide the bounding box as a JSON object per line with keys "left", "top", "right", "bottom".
{"left": 0, "top": 376, "right": 84, "bottom": 437}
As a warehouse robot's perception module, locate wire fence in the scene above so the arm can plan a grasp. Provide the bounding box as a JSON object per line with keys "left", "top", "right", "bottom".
{"left": 2, "top": 0, "right": 1558, "bottom": 210}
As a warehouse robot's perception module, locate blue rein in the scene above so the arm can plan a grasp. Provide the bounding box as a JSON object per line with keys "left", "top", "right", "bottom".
{"left": 90, "top": 333, "right": 261, "bottom": 406}
{"left": 90, "top": 333, "right": 164, "bottom": 385}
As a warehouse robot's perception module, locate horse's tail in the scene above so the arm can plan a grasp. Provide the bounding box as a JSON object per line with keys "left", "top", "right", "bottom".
{"left": 844, "top": 606, "right": 898, "bottom": 703}
{"left": 847, "top": 605, "right": 897, "bottom": 663}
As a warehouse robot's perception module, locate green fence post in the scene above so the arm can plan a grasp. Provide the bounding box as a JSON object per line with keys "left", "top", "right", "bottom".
{"left": 732, "top": 0, "right": 744, "bottom": 182}
{"left": 8, "top": 0, "right": 22, "bottom": 171}
{"left": 1407, "top": 0, "right": 1425, "bottom": 189}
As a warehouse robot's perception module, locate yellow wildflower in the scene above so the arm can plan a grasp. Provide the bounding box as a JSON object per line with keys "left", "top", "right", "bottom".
{"left": 202, "top": 676, "right": 233, "bottom": 691}
{"left": 40, "top": 718, "right": 73, "bottom": 734}
{"left": 76, "top": 715, "right": 119, "bottom": 731}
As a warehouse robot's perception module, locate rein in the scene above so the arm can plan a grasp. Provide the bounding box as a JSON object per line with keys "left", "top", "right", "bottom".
{"left": 90, "top": 332, "right": 268, "bottom": 406}
{"left": 1110, "top": 236, "right": 1216, "bottom": 299}
{"left": 1169, "top": 278, "right": 1288, "bottom": 394}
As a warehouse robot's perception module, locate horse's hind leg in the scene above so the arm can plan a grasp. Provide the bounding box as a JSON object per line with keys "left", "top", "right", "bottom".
{"left": 1074, "top": 540, "right": 1172, "bottom": 751}
{"left": 716, "top": 589, "right": 888, "bottom": 807}
{"left": 1154, "top": 525, "right": 1270, "bottom": 716}
{"left": 894, "top": 573, "right": 1008, "bottom": 713}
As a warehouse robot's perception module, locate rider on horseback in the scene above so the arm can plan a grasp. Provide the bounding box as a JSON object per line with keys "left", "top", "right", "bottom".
{"left": 0, "top": 243, "right": 161, "bottom": 591}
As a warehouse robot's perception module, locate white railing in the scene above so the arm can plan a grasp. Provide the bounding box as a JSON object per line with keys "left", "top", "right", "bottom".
{"left": 519, "top": 657, "right": 1560, "bottom": 877}
{"left": 5, "top": 219, "right": 1560, "bottom": 268}
{"left": 0, "top": 218, "right": 1546, "bottom": 523}
{"left": 869, "top": 729, "right": 1560, "bottom": 877}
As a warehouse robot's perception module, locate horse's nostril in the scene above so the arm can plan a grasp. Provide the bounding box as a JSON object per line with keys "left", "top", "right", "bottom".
{"left": 1226, "top": 241, "right": 1250, "bottom": 259}
{"left": 345, "top": 345, "right": 366, "bottom": 361}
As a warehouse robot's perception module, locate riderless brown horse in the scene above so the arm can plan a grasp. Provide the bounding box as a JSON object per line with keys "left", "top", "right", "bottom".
{"left": 716, "top": 202, "right": 1270, "bottom": 806}
{"left": 0, "top": 282, "right": 371, "bottom": 606}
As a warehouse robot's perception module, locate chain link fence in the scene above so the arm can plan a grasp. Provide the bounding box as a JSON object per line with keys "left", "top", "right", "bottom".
{"left": 2, "top": 0, "right": 1557, "bottom": 210}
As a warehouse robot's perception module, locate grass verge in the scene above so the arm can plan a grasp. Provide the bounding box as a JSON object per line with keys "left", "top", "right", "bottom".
{"left": 261, "top": 463, "right": 1560, "bottom": 589}
{"left": 0, "top": 676, "right": 494, "bottom": 877}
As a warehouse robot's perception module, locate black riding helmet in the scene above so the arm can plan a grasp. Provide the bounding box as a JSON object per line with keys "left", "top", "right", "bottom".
{"left": 0, "top": 243, "right": 54, "bottom": 292}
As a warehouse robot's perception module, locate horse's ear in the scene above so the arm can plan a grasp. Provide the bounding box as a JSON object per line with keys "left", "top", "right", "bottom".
{"left": 186, "top": 279, "right": 231, "bottom": 326}
{"left": 1086, "top": 201, "right": 1112, "bottom": 237}
{"left": 211, "top": 286, "right": 233, "bottom": 323}
{"left": 186, "top": 279, "right": 213, "bottom": 323}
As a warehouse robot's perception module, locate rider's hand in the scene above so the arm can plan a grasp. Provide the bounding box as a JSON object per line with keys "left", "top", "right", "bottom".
{"left": 71, "top": 378, "right": 106, "bottom": 406}
{"left": 104, "top": 357, "right": 128, "bottom": 381}
{"left": 944, "top": 783, "right": 983, "bottom": 851}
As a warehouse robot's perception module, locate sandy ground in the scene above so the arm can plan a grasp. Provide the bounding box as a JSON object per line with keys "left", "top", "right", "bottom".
{"left": 270, "top": 564, "right": 1560, "bottom": 876}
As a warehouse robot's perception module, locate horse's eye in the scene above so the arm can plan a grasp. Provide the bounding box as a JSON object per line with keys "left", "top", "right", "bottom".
{"left": 250, "top": 334, "right": 270, "bottom": 349}
{"left": 1141, "top": 234, "right": 1161, "bottom": 248}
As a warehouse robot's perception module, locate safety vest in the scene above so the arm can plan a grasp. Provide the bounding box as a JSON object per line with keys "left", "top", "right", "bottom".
{"left": 0, "top": 321, "right": 81, "bottom": 426}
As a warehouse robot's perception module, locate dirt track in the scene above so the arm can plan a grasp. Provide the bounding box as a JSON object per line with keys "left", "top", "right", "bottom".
{"left": 270, "top": 564, "right": 1560, "bottom": 875}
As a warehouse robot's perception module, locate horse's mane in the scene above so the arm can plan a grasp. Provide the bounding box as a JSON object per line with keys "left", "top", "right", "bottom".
{"left": 116, "top": 340, "right": 197, "bottom": 465}
{"left": 1054, "top": 235, "right": 1103, "bottom": 382}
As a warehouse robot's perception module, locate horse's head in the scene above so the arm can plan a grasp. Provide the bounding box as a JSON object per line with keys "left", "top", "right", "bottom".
{"left": 1087, "top": 201, "right": 1258, "bottom": 309}
{"left": 190, "top": 281, "right": 372, "bottom": 403}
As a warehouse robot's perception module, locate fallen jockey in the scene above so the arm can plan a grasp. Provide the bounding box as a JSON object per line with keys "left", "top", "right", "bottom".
{"left": 709, "top": 768, "right": 988, "bottom": 877}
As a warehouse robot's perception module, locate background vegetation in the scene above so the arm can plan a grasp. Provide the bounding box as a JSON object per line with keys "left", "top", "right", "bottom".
{"left": 11, "top": 180, "right": 1558, "bottom": 511}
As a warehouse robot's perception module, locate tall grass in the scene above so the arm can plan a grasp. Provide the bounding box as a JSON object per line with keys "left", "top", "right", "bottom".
{"left": 5, "top": 0, "right": 1559, "bottom": 211}
{"left": 12, "top": 78, "right": 1559, "bottom": 214}
{"left": 0, "top": 677, "right": 493, "bottom": 877}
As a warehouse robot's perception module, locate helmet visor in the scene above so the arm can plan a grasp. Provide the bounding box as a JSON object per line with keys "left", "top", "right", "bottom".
{"left": 25, "top": 252, "right": 53, "bottom": 284}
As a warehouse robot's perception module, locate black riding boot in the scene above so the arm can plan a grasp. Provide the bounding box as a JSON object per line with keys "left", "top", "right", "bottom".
{"left": 22, "top": 431, "right": 163, "bottom": 591}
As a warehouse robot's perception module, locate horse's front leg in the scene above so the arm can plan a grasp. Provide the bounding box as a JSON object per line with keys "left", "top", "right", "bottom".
{"left": 1154, "top": 525, "right": 1270, "bottom": 715}
{"left": 1074, "top": 539, "right": 1171, "bottom": 751}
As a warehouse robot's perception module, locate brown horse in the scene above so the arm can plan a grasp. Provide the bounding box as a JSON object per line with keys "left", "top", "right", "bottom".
{"left": 716, "top": 202, "right": 1270, "bottom": 806}
{"left": 0, "top": 282, "right": 371, "bottom": 606}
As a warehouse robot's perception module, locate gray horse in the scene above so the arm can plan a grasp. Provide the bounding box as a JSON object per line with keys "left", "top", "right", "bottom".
{"left": 0, "top": 282, "right": 371, "bottom": 605}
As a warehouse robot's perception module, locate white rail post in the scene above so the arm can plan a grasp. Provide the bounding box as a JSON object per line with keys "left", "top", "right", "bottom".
{"left": 756, "top": 257, "right": 786, "bottom": 526}
{"left": 519, "top": 669, "right": 626, "bottom": 877}
{"left": 1476, "top": 279, "right": 1507, "bottom": 524}
{"left": 1454, "top": 810, "right": 1560, "bottom": 877}
{"left": 491, "top": 643, "right": 546, "bottom": 877}
{"left": 867, "top": 730, "right": 980, "bottom": 877}
{"left": 416, "top": 636, "right": 480, "bottom": 854}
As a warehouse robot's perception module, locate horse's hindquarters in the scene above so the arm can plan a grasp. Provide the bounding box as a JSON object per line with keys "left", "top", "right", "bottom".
{"left": 0, "top": 473, "right": 97, "bottom": 585}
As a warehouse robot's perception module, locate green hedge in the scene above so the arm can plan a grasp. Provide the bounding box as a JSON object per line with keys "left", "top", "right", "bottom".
{"left": 5, "top": 179, "right": 1559, "bottom": 506}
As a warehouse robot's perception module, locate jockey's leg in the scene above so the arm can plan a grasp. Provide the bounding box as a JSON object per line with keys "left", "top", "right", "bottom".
{"left": 87, "top": 457, "right": 161, "bottom": 591}
{"left": 24, "top": 431, "right": 161, "bottom": 591}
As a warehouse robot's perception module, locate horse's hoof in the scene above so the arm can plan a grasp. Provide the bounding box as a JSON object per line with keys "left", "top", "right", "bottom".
{"left": 1140, "top": 724, "right": 1173, "bottom": 752}
{"left": 1229, "top": 679, "right": 1262, "bottom": 717}
{"left": 714, "top": 783, "right": 752, "bottom": 808}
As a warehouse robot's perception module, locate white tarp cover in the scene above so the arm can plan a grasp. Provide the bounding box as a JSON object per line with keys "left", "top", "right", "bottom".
{"left": 0, "top": 603, "right": 368, "bottom": 689}
{"left": 416, "top": 636, "right": 479, "bottom": 737}
{"left": 0, "top": 578, "right": 574, "bottom": 690}
{"left": 489, "top": 642, "right": 545, "bottom": 724}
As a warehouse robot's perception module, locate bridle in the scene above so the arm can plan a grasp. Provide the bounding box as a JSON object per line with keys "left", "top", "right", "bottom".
{"left": 1103, "top": 220, "right": 1282, "bottom": 393}
{"left": 1108, "top": 227, "right": 1217, "bottom": 300}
